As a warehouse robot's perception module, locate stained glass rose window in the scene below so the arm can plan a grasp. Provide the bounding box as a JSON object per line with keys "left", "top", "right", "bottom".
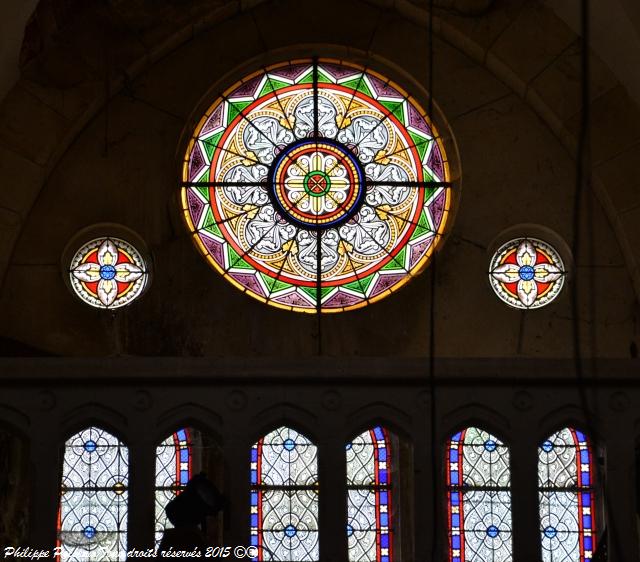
{"left": 181, "top": 59, "right": 453, "bottom": 313}
{"left": 69, "top": 237, "right": 149, "bottom": 309}
{"left": 488, "top": 238, "right": 566, "bottom": 309}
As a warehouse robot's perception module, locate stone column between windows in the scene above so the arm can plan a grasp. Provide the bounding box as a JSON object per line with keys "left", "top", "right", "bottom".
{"left": 603, "top": 424, "right": 638, "bottom": 562}
{"left": 29, "top": 424, "right": 60, "bottom": 550}
{"left": 412, "top": 420, "right": 433, "bottom": 561}
{"left": 223, "top": 428, "right": 250, "bottom": 553}
{"left": 318, "top": 432, "right": 349, "bottom": 562}
{"left": 126, "top": 426, "right": 156, "bottom": 549}
{"left": 510, "top": 428, "right": 541, "bottom": 562}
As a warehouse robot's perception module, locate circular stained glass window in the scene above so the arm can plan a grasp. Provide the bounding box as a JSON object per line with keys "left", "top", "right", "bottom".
{"left": 69, "top": 237, "right": 149, "bottom": 309}
{"left": 181, "top": 59, "right": 453, "bottom": 313}
{"left": 488, "top": 238, "right": 566, "bottom": 309}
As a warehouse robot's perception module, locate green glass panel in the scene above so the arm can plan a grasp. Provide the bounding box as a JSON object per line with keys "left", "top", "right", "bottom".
{"left": 259, "top": 78, "right": 290, "bottom": 98}
{"left": 383, "top": 246, "right": 407, "bottom": 270}
{"left": 380, "top": 100, "right": 405, "bottom": 123}
{"left": 226, "top": 101, "right": 252, "bottom": 125}
{"left": 343, "top": 273, "right": 375, "bottom": 295}
{"left": 202, "top": 132, "right": 223, "bottom": 161}
{"left": 299, "top": 68, "right": 332, "bottom": 84}
{"left": 409, "top": 132, "right": 430, "bottom": 161}
{"left": 227, "top": 246, "right": 254, "bottom": 270}
{"left": 260, "top": 272, "right": 291, "bottom": 294}
{"left": 410, "top": 210, "right": 432, "bottom": 240}
{"left": 342, "top": 76, "right": 372, "bottom": 98}
{"left": 299, "top": 286, "right": 317, "bottom": 300}
{"left": 195, "top": 186, "right": 210, "bottom": 202}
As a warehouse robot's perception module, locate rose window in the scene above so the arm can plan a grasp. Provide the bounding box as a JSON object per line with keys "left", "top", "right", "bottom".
{"left": 181, "top": 59, "right": 453, "bottom": 313}
{"left": 489, "top": 238, "right": 566, "bottom": 309}
{"left": 69, "top": 237, "right": 149, "bottom": 309}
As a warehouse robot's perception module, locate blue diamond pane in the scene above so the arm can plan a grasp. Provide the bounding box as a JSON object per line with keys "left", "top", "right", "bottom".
{"left": 544, "top": 526, "right": 557, "bottom": 538}
{"left": 83, "top": 525, "right": 96, "bottom": 539}
{"left": 486, "top": 525, "right": 499, "bottom": 538}
{"left": 541, "top": 440, "right": 554, "bottom": 452}
{"left": 518, "top": 264, "right": 535, "bottom": 281}
{"left": 99, "top": 264, "right": 117, "bottom": 280}
{"left": 345, "top": 443, "right": 352, "bottom": 450}
{"left": 83, "top": 440, "right": 97, "bottom": 453}
{"left": 283, "top": 438, "right": 296, "bottom": 451}
{"left": 284, "top": 525, "right": 297, "bottom": 537}
{"left": 484, "top": 439, "right": 497, "bottom": 452}
{"left": 347, "top": 524, "right": 354, "bottom": 537}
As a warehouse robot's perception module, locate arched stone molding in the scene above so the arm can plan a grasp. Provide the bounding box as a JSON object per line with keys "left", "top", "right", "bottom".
{"left": 60, "top": 402, "right": 128, "bottom": 443}
{"left": 0, "top": 0, "right": 639, "bottom": 312}
{"left": 441, "top": 402, "right": 511, "bottom": 445}
{"left": 154, "top": 402, "right": 223, "bottom": 446}
{"left": 0, "top": 404, "right": 30, "bottom": 438}
{"left": 534, "top": 404, "right": 605, "bottom": 447}
{"left": 249, "top": 402, "right": 319, "bottom": 445}
{"left": 346, "top": 402, "right": 413, "bottom": 443}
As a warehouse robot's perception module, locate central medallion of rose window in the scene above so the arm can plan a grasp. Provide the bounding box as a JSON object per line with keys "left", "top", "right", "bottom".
{"left": 270, "top": 139, "right": 365, "bottom": 229}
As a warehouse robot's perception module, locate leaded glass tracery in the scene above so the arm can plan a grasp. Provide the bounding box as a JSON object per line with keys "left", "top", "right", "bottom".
{"left": 250, "top": 427, "right": 319, "bottom": 561}
{"left": 57, "top": 427, "right": 128, "bottom": 561}
{"left": 69, "top": 237, "right": 149, "bottom": 309}
{"left": 489, "top": 238, "right": 565, "bottom": 309}
{"left": 446, "top": 427, "right": 512, "bottom": 562}
{"left": 538, "top": 428, "right": 596, "bottom": 562}
{"left": 346, "top": 426, "right": 392, "bottom": 562}
{"left": 181, "top": 59, "right": 453, "bottom": 313}
{"left": 155, "top": 429, "right": 193, "bottom": 546}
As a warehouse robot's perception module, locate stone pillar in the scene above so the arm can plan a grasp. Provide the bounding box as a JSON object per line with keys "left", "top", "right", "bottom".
{"left": 602, "top": 425, "right": 639, "bottom": 562}
{"left": 126, "top": 423, "right": 156, "bottom": 550}
{"left": 318, "top": 428, "right": 349, "bottom": 562}
{"left": 510, "top": 427, "right": 541, "bottom": 562}
{"left": 412, "top": 415, "right": 433, "bottom": 561}
{"left": 223, "top": 427, "right": 250, "bottom": 556}
{"left": 28, "top": 423, "right": 60, "bottom": 550}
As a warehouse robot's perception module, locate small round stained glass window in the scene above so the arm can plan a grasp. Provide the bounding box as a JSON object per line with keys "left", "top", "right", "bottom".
{"left": 181, "top": 59, "right": 454, "bottom": 313}
{"left": 489, "top": 238, "right": 566, "bottom": 309}
{"left": 69, "top": 237, "right": 149, "bottom": 309}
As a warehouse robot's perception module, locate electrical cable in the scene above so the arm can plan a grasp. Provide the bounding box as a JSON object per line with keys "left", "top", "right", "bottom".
{"left": 571, "top": 0, "right": 620, "bottom": 558}
{"left": 426, "top": 0, "right": 440, "bottom": 560}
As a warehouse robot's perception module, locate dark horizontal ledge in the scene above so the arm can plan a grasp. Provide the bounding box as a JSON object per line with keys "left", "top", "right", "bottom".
{"left": 0, "top": 358, "right": 638, "bottom": 387}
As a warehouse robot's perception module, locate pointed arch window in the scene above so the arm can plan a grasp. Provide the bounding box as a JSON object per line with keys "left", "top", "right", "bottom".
{"left": 346, "top": 426, "right": 393, "bottom": 562}
{"left": 155, "top": 428, "right": 193, "bottom": 546}
{"left": 57, "top": 426, "right": 128, "bottom": 561}
{"left": 538, "top": 427, "right": 597, "bottom": 561}
{"left": 446, "top": 427, "right": 512, "bottom": 562}
{"left": 250, "top": 426, "right": 319, "bottom": 561}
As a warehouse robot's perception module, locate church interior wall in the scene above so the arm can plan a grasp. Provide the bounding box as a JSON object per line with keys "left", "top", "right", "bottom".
{"left": 1, "top": 0, "right": 640, "bottom": 559}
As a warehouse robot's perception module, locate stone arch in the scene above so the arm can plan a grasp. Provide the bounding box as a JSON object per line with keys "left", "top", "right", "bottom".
{"left": 155, "top": 403, "right": 223, "bottom": 446}
{"left": 0, "top": 0, "right": 638, "bottom": 310}
{"left": 535, "top": 405, "right": 605, "bottom": 448}
{"left": 346, "top": 402, "right": 413, "bottom": 444}
{"left": 442, "top": 402, "right": 512, "bottom": 446}
{"left": 249, "top": 402, "right": 319, "bottom": 446}
{"left": 60, "top": 402, "right": 128, "bottom": 444}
